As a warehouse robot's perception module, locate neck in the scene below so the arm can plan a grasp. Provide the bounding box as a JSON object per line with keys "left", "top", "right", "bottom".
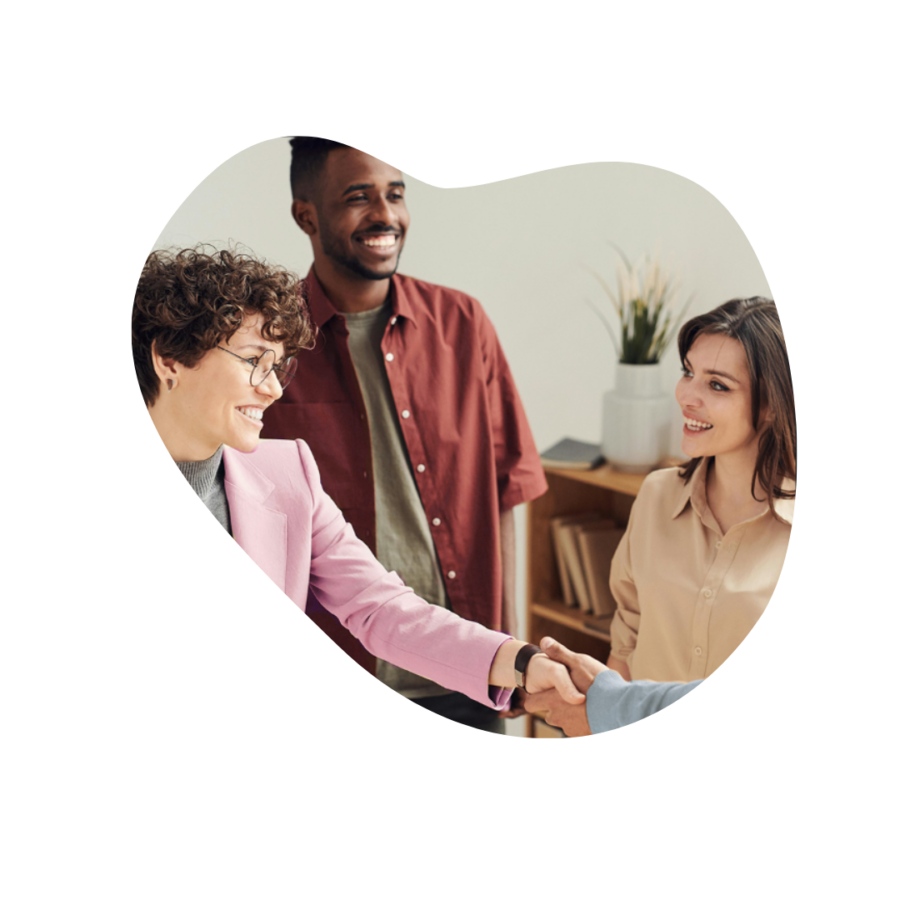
{"left": 149, "top": 402, "right": 220, "bottom": 463}
{"left": 312, "top": 258, "right": 392, "bottom": 313}
{"left": 707, "top": 441, "right": 762, "bottom": 504}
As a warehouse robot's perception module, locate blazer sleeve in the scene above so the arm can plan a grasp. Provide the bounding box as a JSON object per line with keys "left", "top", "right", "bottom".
{"left": 296, "top": 440, "right": 513, "bottom": 709}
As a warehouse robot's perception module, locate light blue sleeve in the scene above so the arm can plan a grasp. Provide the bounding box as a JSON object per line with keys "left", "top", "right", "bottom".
{"left": 585, "top": 669, "right": 700, "bottom": 733}
{"left": 586, "top": 670, "right": 900, "bottom": 740}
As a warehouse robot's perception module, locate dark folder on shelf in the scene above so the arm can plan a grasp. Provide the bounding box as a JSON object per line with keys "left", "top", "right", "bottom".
{"left": 540, "top": 438, "right": 605, "bottom": 470}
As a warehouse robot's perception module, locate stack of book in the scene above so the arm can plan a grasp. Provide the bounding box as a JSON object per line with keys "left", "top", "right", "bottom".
{"left": 549, "top": 513, "right": 625, "bottom": 617}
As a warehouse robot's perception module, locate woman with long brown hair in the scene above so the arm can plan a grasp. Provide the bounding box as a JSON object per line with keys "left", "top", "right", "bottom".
{"left": 608, "top": 297, "right": 796, "bottom": 682}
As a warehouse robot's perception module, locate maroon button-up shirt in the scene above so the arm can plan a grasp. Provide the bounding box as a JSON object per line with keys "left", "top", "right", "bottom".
{"left": 262, "top": 268, "right": 547, "bottom": 634}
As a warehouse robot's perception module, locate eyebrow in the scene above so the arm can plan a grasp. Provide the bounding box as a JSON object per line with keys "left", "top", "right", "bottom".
{"left": 341, "top": 180, "right": 406, "bottom": 197}
{"left": 684, "top": 358, "right": 741, "bottom": 384}
{"left": 237, "top": 344, "right": 284, "bottom": 366}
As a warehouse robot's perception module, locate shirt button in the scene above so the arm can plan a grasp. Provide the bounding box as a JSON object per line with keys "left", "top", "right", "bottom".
{"left": 362, "top": 471, "right": 367, "bottom": 479}
{"left": 385, "top": 352, "right": 394, "bottom": 362}
{"left": 715, "top": 541, "right": 722, "bottom": 549}
{"left": 390, "top": 317, "right": 397, "bottom": 325}
{"left": 432, "top": 518, "right": 441, "bottom": 527}
{"left": 703, "top": 588, "right": 712, "bottom": 598}
{"left": 401, "top": 410, "right": 411, "bottom": 419}
{"left": 447, "top": 570, "right": 457, "bottom": 579}
{"left": 417, "top": 464, "right": 425, "bottom": 473}
{"left": 694, "top": 646, "right": 702, "bottom": 656}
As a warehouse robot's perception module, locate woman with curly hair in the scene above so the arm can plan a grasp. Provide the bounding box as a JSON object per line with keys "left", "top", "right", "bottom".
{"left": 133, "top": 246, "right": 582, "bottom": 716}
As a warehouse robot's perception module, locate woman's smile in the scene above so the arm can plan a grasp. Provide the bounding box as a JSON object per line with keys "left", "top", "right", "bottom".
{"left": 237, "top": 405, "right": 265, "bottom": 427}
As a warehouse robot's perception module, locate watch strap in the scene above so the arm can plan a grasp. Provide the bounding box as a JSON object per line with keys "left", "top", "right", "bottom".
{"left": 514, "top": 643, "right": 542, "bottom": 690}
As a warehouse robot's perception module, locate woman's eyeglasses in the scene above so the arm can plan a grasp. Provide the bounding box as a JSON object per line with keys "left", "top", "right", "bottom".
{"left": 217, "top": 346, "right": 298, "bottom": 389}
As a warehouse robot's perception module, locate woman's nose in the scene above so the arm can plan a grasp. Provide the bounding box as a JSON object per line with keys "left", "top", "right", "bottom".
{"left": 677, "top": 378, "right": 701, "bottom": 409}
{"left": 258, "top": 371, "right": 283, "bottom": 401}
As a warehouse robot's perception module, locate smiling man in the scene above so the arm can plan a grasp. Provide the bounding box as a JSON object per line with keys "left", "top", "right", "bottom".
{"left": 260, "top": 137, "right": 547, "bottom": 733}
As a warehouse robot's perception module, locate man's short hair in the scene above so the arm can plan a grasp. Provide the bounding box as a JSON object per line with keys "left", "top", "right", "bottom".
{"left": 289, "top": 136, "right": 349, "bottom": 203}
{"left": 132, "top": 246, "right": 315, "bottom": 407}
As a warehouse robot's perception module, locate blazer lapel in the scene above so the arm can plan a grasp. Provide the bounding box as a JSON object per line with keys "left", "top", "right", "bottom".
{"left": 222, "top": 447, "right": 288, "bottom": 593}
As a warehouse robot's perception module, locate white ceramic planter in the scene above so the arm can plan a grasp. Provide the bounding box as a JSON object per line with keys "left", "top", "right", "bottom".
{"left": 602, "top": 363, "right": 671, "bottom": 473}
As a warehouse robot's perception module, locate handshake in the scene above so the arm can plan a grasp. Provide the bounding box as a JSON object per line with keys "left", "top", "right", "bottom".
{"left": 516, "top": 637, "right": 608, "bottom": 737}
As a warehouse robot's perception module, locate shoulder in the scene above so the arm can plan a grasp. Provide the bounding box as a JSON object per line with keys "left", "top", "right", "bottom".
{"left": 625, "top": 466, "right": 690, "bottom": 526}
{"left": 773, "top": 477, "right": 795, "bottom": 526}
{"left": 396, "top": 273, "right": 485, "bottom": 320}
{"left": 636, "top": 466, "right": 687, "bottom": 504}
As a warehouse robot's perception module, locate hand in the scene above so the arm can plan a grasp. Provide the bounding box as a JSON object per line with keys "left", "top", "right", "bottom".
{"left": 524, "top": 653, "right": 585, "bottom": 705}
{"left": 538, "top": 637, "right": 607, "bottom": 694}
{"left": 524, "top": 688, "right": 592, "bottom": 737}
{"left": 498, "top": 687, "right": 528, "bottom": 719}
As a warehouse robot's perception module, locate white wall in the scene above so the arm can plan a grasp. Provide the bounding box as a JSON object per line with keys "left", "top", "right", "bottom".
{"left": 155, "top": 137, "right": 771, "bottom": 458}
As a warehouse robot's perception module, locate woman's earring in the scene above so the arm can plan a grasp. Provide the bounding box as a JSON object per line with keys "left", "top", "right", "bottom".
{"left": 166, "top": 379, "right": 174, "bottom": 392}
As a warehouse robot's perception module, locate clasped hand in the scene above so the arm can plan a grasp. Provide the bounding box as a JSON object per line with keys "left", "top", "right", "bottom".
{"left": 523, "top": 637, "right": 607, "bottom": 737}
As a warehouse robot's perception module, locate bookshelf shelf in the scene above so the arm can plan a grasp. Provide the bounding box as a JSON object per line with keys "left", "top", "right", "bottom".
{"left": 524, "top": 459, "right": 683, "bottom": 737}
{"left": 541, "top": 463, "right": 646, "bottom": 497}
{"left": 532, "top": 598, "right": 613, "bottom": 640}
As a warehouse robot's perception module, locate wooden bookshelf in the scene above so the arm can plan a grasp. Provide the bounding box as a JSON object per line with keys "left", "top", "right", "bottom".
{"left": 524, "top": 460, "right": 683, "bottom": 737}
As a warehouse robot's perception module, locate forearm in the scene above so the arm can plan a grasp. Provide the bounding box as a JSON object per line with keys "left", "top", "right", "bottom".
{"left": 488, "top": 638, "right": 527, "bottom": 687}
{"left": 585, "top": 670, "right": 700, "bottom": 733}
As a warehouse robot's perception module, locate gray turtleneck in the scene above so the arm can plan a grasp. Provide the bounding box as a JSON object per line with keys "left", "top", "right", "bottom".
{"left": 175, "top": 447, "right": 269, "bottom": 740}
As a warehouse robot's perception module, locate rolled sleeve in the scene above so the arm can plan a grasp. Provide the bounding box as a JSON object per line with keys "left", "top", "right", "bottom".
{"left": 478, "top": 307, "right": 547, "bottom": 512}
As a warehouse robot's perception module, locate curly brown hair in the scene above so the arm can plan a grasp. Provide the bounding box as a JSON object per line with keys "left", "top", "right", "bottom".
{"left": 133, "top": 246, "right": 315, "bottom": 406}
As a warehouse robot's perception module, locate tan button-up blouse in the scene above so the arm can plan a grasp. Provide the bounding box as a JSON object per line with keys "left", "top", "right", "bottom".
{"left": 609, "top": 458, "right": 794, "bottom": 682}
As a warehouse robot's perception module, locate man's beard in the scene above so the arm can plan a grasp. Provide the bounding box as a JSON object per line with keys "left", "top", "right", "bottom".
{"left": 320, "top": 223, "right": 402, "bottom": 281}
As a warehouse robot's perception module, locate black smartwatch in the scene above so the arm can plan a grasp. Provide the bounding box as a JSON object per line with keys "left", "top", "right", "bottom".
{"left": 514, "top": 643, "right": 542, "bottom": 690}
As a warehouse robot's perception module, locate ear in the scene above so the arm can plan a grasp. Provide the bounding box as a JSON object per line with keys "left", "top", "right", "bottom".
{"left": 151, "top": 341, "right": 181, "bottom": 392}
{"left": 292, "top": 198, "right": 317, "bottom": 237}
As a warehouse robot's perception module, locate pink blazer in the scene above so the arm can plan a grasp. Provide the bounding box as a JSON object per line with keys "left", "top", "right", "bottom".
{"left": 222, "top": 439, "right": 512, "bottom": 709}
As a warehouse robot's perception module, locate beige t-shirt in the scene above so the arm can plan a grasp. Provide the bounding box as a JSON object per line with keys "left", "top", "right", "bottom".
{"left": 609, "top": 458, "right": 794, "bottom": 682}
{"left": 344, "top": 303, "right": 452, "bottom": 699}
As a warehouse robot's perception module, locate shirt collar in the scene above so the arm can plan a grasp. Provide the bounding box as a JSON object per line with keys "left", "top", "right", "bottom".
{"left": 303, "top": 266, "right": 418, "bottom": 328}
{"left": 672, "top": 457, "right": 709, "bottom": 520}
{"left": 671, "top": 457, "right": 795, "bottom": 526}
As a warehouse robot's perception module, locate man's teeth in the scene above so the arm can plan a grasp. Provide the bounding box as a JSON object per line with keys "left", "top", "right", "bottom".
{"left": 361, "top": 234, "right": 396, "bottom": 247}
{"left": 684, "top": 416, "right": 713, "bottom": 431}
{"left": 238, "top": 407, "right": 263, "bottom": 421}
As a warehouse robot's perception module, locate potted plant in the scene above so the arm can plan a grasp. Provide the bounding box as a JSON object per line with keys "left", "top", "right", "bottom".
{"left": 587, "top": 248, "right": 692, "bottom": 473}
